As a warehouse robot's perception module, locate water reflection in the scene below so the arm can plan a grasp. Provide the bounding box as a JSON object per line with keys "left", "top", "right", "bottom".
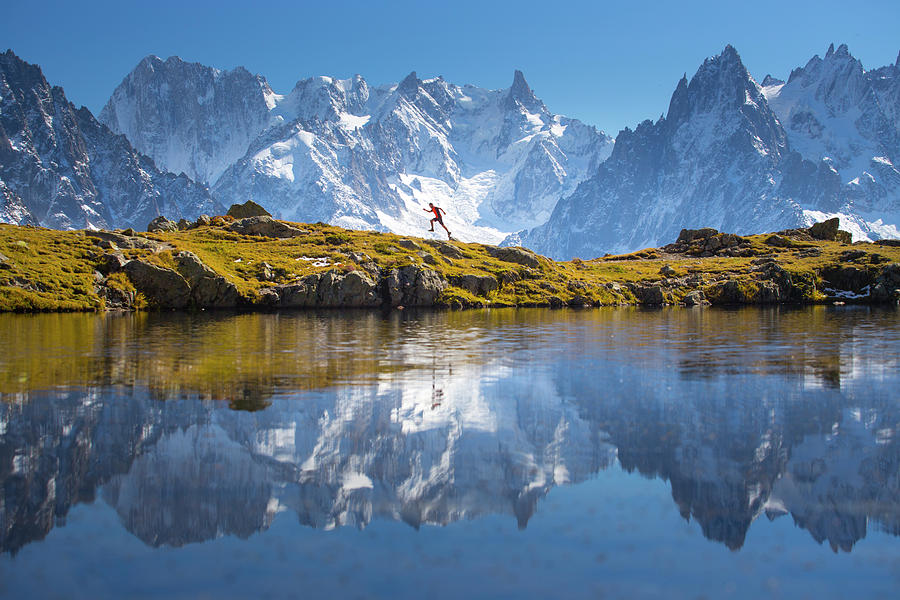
{"left": 1, "top": 307, "right": 898, "bottom": 555}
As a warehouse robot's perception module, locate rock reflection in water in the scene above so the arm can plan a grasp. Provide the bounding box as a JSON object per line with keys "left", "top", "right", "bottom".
{"left": 0, "top": 307, "right": 898, "bottom": 555}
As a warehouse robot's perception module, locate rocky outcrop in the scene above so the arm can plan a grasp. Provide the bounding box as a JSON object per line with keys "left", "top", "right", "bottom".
{"left": 123, "top": 260, "right": 191, "bottom": 308}
{"left": 808, "top": 217, "right": 852, "bottom": 243}
{"left": 147, "top": 216, "right": 178, "bottom": 233}
{"left": 383, "top": 266, "right": 447, "bottom": 307}
{"left": 226, "top": 200, "right": 271, "bottom": 219}
{"left": 484, "top": 246, "right": 543, "bottom": 268}
{"left": 174, "top": 251, "right": 241, "bottom": 308}
{"left": 226, "top": 216, "right": 309, "bottom": 238}
{"left": 449, "top": 274, "right": 499, "bottom": 297}
{"left": 262, "top": 269, "right": 380, "bottom": 308}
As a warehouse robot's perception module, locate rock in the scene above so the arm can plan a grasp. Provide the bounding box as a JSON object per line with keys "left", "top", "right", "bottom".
{"left": 397, "top": 239, "right": 419, "bottom": 250}
{"left": 808, "top": 218, "right": 851, "bottom": 243}
{"left": 349, "top": 252, "right": 372, "bottom": 263}
{"left": 316, "top": 270, "right": 380, "bottom": 307}
{"left": 821, "top": 265, "right": 872, "bottom": 294}
{"left": 676, "top": 228, "right": 718, "bottom": 244}
{"left": 632, "top": 284, "right": 666, "bottom": 304}
{"left": 484, "top": 245, "right": 542, "bottom": 268}
{"left": 174, "top": 251, "right": 241, "bottom": 308}
{"left": 227, "top": 215, "right": 309, "bottom": 238}
{"left": 192, "top": 214, "right": 212, "bottom": 228}
{"left": 547, "top": 296, "right": 565, "bottom": 308}
{"left": 756, "top": 281, "right": 781, "bottom": 303}
{"left": 874, "top": 239, "right": 900, "bottom": 247}
{"left": 383, "top": 266, "right": 448, "bottom": 307}
{"left": 765, "top": 234, "right": 792, "bottom": 248}
{"left": 272, "top": 269, "right": 380, "bottom": 308}
{"left": 226, "top": 200, "right": 271, "bottom": 219}
{"left": 97, "top": 282, "right": 134, "bottom": 310}
{"left": 177, "top": 218, "right": 190, "bottom": 230}
{"left": 87, "top": 230, "right": 164, "bottom": 251}
{"left": 683, "top": 290, "right": 707, "bottom": 306}
{"left": 0, "top": 252, "right": 10, "bottom": 269}
{"left": 98, "top": 252, "right": 128, "bottom": 274}
{"left": 715, "top": 280, "right": 751, "bottom": 304}
{"left": 121, "top": 228, "right": 136, "bottom": 237}
{"left": 871, "top": 264, "right": 900, "bottom": 302}
{"left": 659, "top": 264, "right": 677, "bottom": 276}
{"left": 418, "top": 251, "right": 437, "bottom": 265}
{"left": 450, "top": 274, "right": 499, "bottom": 297}
{"left": 257, "top": 287, "right": 281, "bottom": 306}
{"left": 425, "top": 240, "right": 465, "bottom": 260}
{"left": 147, "top": 215, "right": 178, "bottom": 233}
{"left": 123, "top": 259, "right": 191, "bottom": 308}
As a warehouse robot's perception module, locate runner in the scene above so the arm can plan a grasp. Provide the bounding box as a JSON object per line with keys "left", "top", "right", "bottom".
{"left": 424, "top": 202, "right": 451, "bottom": 239}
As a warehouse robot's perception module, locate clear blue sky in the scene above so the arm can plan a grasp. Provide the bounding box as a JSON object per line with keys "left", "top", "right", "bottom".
{"left": 3, "top": 0, "right": 899, "bottom": 135}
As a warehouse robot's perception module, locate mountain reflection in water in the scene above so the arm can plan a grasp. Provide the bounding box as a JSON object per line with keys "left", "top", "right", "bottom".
{"left": 1, "top": 307, "right": 898, "bottom": 556}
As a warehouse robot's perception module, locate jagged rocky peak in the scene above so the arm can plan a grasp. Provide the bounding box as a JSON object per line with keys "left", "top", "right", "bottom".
{"left": 505, "top": 69, "right": 545, "bottom": 113}
{"left": 396, "top": 70, "right": 420, "bottom": 97}
{"left": 673, "top": 45, "right": 762, "bottom": 117}
{"left": 761, "top": 74, "right": 785, "bottom": 87}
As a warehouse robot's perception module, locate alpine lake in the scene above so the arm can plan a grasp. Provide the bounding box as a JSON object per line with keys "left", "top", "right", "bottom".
{"left": 1, "top": 306, "right": 898, "bottom": 599}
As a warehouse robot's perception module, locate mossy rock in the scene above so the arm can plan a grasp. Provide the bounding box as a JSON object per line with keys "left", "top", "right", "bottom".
{"left": 227, "top": 200, "right": 272, "bottom": 219}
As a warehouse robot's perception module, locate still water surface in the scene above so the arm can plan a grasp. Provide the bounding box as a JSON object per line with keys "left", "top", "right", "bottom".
{"left": 1, "top": 307, "right": 898, "bottom": 599}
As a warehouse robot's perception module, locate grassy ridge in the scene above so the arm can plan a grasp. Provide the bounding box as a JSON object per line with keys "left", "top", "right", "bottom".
{"left": 1, "top": 219, "right": 899, "bottom": 312}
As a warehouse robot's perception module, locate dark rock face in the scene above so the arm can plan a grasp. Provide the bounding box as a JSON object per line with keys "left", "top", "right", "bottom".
{"left": 174, "top": 251, "right": 241, "bottom": 308}
{"left": 383, "top": 266, "right": 447, "bottom": 307}
{"left": 450, "top": 274, "right": 499, "bottom": 297}
{"left": 264, "top": 269, "right": 380, "bottom": 308}
{"left": 0, "top": 51, "right": 221, "bottom": 230}
{"left": 808, "top": 217, "right": 852, "bottom": 243}
{"left": 226, "top": 200, "right": 271, "bottom": 219}
{"left": 226, "top": 216, "right": 308, "bottom": 238}
{"left": 123, "top": 260, "right": 191, "bottom": 308}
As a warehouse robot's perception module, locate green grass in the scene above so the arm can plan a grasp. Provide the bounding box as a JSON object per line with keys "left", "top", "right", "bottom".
{"left": 2, "top": 219, "right": 898, "bottom": 312}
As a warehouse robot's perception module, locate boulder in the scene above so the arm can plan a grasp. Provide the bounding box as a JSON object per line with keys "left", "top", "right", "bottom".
{"left": 418, "top": 251, "right": 437, "bottom": 265}
{"left": 764, "top": 234, "right": 792, "bottom": 248}
{"left": 147, "top": 216, "right": 178, "bottom": 233}
{"left": 97, "top": 252, "right": 128, "bottom": 275}
{"left": 871, "top": 264, "right": 900, "bottom": 302}
{"left": 227, "top": 216, "right": 308, "bottom": 238}
{"left": 0, "top": 251, "right": 10, "bottom": 270}
{"left": 193, "top": 214, "right": 212, "bottom": 228}
{"left": 176, "top": 218, "right": 191, "bottom": 231}
{"left": 174, "top": 251, "right": 241, "bottom": 308}
{"left": 808, "top": 218, "right": 852, "bottom": 243}
{"left": 123, "top": 259, "right": 191, "bottom": 308}
{"left": 226, "top": 200, "right": 271, "bottom": 219}
{"left": 271, "top": 270, "right": 380, "bottom": 308}
{"left": 820, "top": 265, "right": 873, "bottom": 294}
{"left": 682, "top": 290, "right": 707, "bottom": 306}
{"left": 87, "top": 231, "right": 164, "bottom": 251}
{"left": 485, "top": 246, "right": 542, "bottom": 268}
{"left": 383, "top": 266, "right": 448, "bottom": 307}
{"left": 316, "top": 270, "right": 380, "bottom": 307}
{"left": 425, "top": 240, "right": 465, "bottom": 260}
{"left": 397, "top": 239, "right": 419, "bottom": 250}
{"left": 676, "top": 228, "right": 718, "bottom": 244}
{"left": 659, "top": 264, "right": 677, "bottom": 276}
{"left": 450, "top": 274, "right": 499, "bottom": 297}
{"left": 632, "top": 284, "right": 666, "bottom": 304}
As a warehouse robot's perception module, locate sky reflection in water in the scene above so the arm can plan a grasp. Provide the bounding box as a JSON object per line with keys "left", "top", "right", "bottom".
{"left": 1, "top": 306, "right": 898, "bottom": 599}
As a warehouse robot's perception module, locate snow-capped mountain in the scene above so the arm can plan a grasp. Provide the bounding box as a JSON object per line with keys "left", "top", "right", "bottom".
{"left": 514, "top": 45, "right": 900, "bottom": 260}
{"left": 0, "top": 51, "right": 220, "bottom": 230}
{"left": 99, "top": 55, "right": 277, "bottom": 186}
{"left": 101, "top": 58, "right": 614, "bottom": 243}
{"left": 515, "top": 46, "right": 807, "bottom": 259}
{"left": 761, "top": 43, "right": 900, "bottom": 240}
